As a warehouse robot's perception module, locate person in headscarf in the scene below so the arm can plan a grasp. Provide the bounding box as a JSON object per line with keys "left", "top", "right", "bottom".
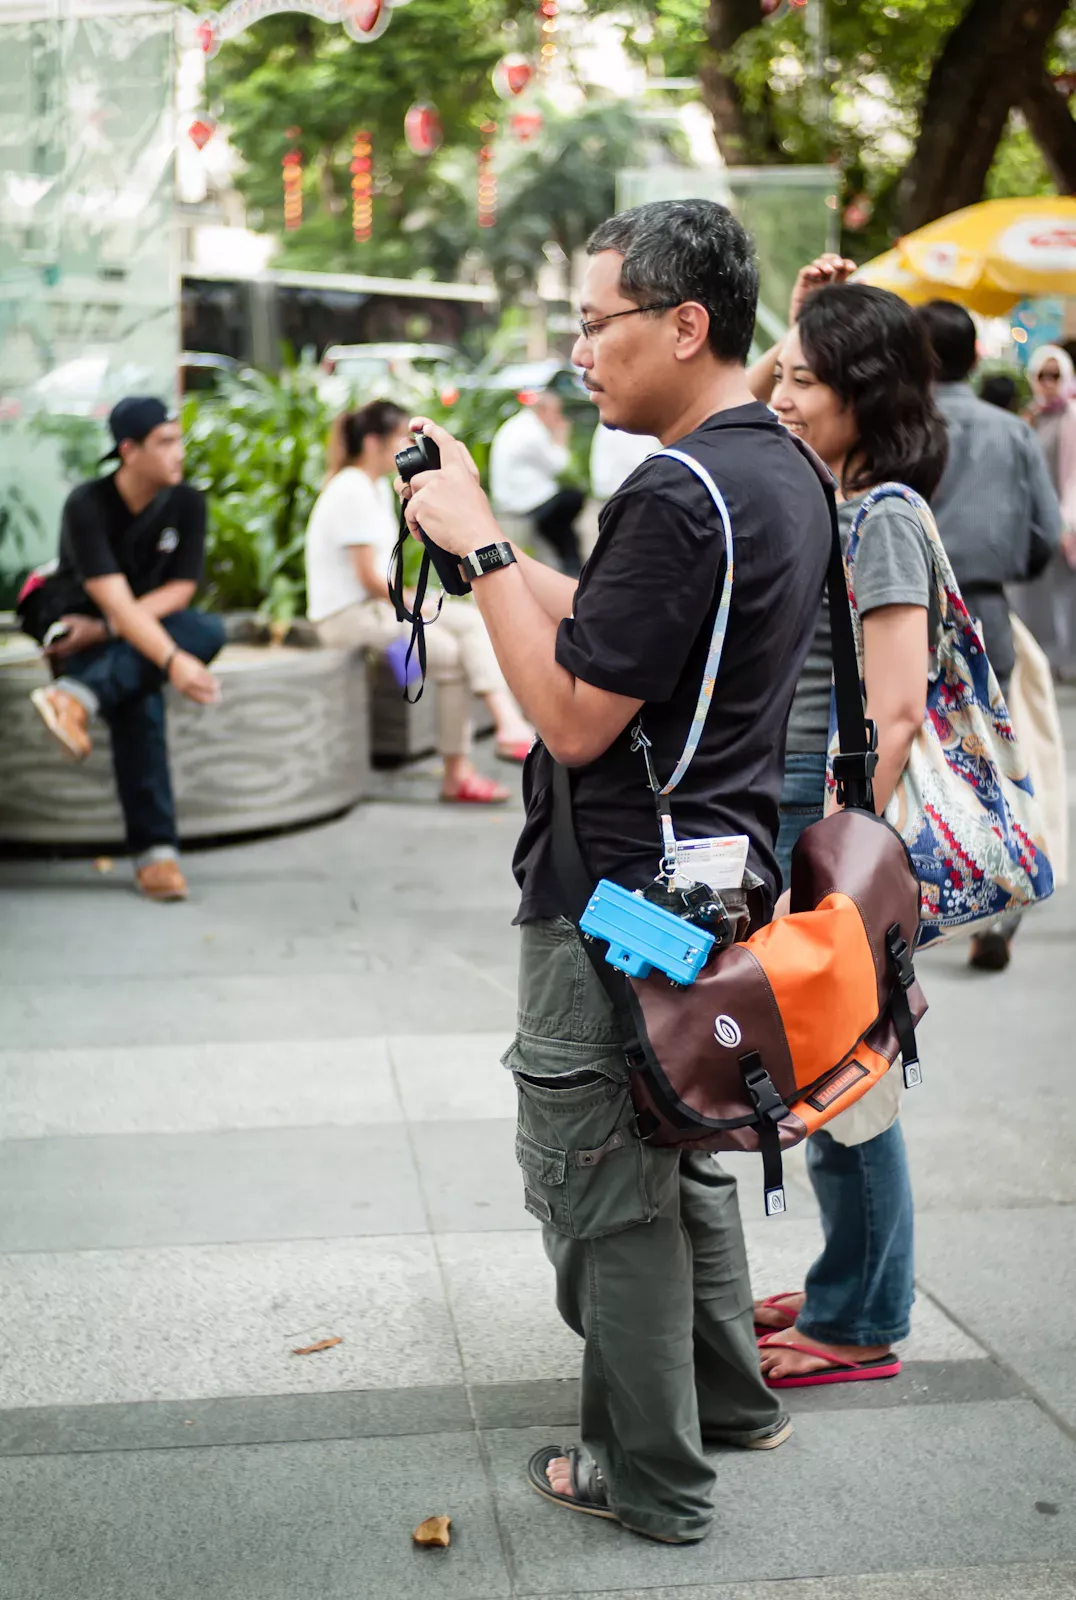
{"left": 1013, "top": 344, "right": 1076, "bottom": 681}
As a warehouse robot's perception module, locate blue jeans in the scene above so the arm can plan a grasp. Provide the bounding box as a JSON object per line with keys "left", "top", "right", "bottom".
{"left": 60, "top": 610, "right": 225, "bottom": 856}
{"left": 774, "top": 750, "right": 915, "bottom": 1345}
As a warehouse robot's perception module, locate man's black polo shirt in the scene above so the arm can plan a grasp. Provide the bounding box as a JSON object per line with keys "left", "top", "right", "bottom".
{"left": 513, "top": 401, "right": 831, "bottom": 923}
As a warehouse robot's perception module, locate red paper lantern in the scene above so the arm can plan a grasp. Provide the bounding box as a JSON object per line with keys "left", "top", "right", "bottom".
{"left": 351, "top": 129, "right": 374, "bottom": 242}
{"left": 347, "top": 0, "right": 384, "bottom": 34}
{"left": 188, "top": 118, "right": 217, "bottom": 151}
{"left": 478, "top": 120, "right": 497, "bottom": 229}
{"left": 493, "top": 53, "right": 534, "bottom": 100}
{"left": 510, "top": 110, "right": 543, "bottom": 144}
{"left": 404, "top": 103, "right": 443, "bottom": 157}
{"left": 283, "top": 127, "right": 303, "bottom": 232}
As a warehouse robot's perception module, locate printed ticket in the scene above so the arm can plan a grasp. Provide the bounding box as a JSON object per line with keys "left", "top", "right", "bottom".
{"left": 674, "top": 834, "right": 750, "bottom": 891}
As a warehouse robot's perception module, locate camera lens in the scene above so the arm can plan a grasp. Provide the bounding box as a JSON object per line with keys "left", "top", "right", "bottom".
{"left": 395, "top": 443, "right": 424, "bottom": 482}
{"left": 395, "top": 434, "right": 440, "bottom": 482}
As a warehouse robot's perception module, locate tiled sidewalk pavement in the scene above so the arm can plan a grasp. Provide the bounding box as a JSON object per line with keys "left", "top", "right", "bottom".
{"left": 1, "top": 724, "right": 1075, "bottom": 1600}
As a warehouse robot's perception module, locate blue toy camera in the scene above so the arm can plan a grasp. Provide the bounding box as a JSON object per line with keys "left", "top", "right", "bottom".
{"left": 580, "top": 879, "right": 716, "bottom": 985}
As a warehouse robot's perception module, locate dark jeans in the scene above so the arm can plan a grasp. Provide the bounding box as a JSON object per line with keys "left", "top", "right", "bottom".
{"left": 61, "top": 609, "right": 225, "bottom": 855}
{"left": 532, "top": 488, "right": 584, "bottom": 577}
{"left": 776, "top": 750, "right": 915, "bottom": 1345}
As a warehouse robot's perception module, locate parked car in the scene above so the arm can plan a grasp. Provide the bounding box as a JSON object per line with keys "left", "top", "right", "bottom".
{"left": 317, "top": 342, "right": 469, "bottom": 410}
{"left": 179, "top": 351, "right": 246, "bottom": 394}
{"left": 457, "top": 357, "right": 593, "bottom": 424}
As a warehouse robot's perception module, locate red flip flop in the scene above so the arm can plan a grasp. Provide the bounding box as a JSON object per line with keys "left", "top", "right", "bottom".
{"left": 753, "top": 1290, "right": 802, "bottom": 1335}
{"left": 441, "top": 772, "right": 511, "bottom": 805}
{"left": 495, "top": 738, "right": 532, "bottom": 764}
{"left": 758, "top": 1332, "right": 902, "bottom": 1389}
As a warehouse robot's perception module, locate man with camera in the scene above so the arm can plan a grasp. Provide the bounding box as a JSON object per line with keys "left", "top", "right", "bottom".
{"left": 399, "top": 200, "right": 832, "bottom": 1545}
{"left": 30, "top": 397, "right": 224, "bottom": 902}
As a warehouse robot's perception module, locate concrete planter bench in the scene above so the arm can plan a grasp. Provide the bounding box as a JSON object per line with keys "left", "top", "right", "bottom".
{"left": 0, "top": 637, "right": 371, "bottom": 847}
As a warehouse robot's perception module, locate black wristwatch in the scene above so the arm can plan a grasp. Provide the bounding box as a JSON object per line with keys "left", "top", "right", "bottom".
{"left": 458, "top": 540, "right": 517, "bottom": 584}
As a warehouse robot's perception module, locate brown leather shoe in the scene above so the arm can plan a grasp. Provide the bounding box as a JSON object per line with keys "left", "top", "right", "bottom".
{"left": 136, "top": 859, "right": 189, "bottom": 902}
{"left": 31, "top": 687, "right": 92, "bottom": 761}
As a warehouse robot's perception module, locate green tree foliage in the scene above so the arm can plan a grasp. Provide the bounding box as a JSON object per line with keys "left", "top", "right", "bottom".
{"left": 202, "top": 1, "right": 678, "bottom": 287}
{"left": 592, "top": 0, "right": 1075, "bottom": 255}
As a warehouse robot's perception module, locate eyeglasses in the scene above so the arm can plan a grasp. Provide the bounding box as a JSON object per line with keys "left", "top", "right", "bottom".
{"left": 577, "top": 303, "right": 680, "bottom": 340}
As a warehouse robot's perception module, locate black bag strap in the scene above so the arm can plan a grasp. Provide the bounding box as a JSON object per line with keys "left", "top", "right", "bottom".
{"left": 786, "top": 436, "right": 877, "bottom": 814}
{"left": 551, "top": 761, "right": 638, "bottom": 1025}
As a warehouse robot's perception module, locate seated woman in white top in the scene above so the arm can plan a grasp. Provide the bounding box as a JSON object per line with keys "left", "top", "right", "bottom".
{"left": 305, "top": 401, "right": 532, "bottom": 804}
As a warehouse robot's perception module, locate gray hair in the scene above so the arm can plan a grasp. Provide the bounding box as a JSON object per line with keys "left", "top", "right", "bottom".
{"left": 587, "top": 200, "right": 758, "bottom": 364}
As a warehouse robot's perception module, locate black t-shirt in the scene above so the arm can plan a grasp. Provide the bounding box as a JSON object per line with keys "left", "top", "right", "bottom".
{"left": 56, "top": 475, "right": 207, "bottom": 607}
{"left": 512, "top": 402, "right": 832, "bottom": 924}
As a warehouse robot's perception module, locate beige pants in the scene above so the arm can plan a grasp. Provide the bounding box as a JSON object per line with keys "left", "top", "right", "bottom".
{"left": 316, "top": 598, "right": 506, "bottom": 758}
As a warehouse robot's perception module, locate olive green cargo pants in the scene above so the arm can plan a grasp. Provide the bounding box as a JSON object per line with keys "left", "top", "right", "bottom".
{"left": 504, "top": 917, "right": 782, "bottom": 1543}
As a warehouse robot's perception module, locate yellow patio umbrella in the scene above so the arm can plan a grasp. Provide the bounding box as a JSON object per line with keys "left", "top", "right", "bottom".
{"left": 853, "top": 247, "right": 1019, "bottom": 317}
{"left": 854, "top": 197, "right": 1076, "bottom": 315}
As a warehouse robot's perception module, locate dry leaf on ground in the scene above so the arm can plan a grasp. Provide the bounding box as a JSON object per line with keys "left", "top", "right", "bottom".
{"left": 413, "top": 1516, "right": 451, "bottom": 1548}
{"left": 291, "top": 1336, "right": 342, "bottom": 1356}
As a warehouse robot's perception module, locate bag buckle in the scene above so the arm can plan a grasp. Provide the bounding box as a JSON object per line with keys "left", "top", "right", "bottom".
{"left": 885, "top": 926, "right": 916, "bottom": 990}
{"left": 832, "top": 720, "right": 879, "bottom": 808}
{"left": 741, "top": 1054, "right": 789, "bottom": 1124}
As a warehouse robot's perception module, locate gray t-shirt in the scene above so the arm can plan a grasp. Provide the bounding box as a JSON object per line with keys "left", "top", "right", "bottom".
{"left": 784, "top": 491, "right": 934, "bottom": 753}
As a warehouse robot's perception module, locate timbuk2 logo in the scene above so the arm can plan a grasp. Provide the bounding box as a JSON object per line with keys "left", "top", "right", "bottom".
{"left": 713, "top": 1014, "right": 742, "bottom": 1048}
{"left": 158, "top": 527, "right": 179, "bottom": 554}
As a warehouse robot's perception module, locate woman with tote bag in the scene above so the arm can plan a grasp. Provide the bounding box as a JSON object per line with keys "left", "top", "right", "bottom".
{"left": 748, "top": 270, "right": 947, "bottom": 1387}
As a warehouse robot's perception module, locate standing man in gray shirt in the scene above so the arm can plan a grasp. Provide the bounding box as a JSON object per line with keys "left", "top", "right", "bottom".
{"left": 917, "top": 301, "right": 1062, "bottom": 969}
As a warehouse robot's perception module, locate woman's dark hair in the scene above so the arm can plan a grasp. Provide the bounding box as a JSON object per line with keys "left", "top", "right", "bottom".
{"left": 916, "top": 300, "right": 977, "bottom": 383}
{"left": 797, "top": 283, "right": 949, "bottom": 500}
{"left": 327, "top": 399, "right": 407, "bottom": 478}
{"left": 587, "top": 199, "right": 758, "bottom": 364}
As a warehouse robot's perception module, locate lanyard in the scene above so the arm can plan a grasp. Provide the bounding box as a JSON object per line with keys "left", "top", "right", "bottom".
{"left": 632, "top": 448, "right": 735, "bottom": 884}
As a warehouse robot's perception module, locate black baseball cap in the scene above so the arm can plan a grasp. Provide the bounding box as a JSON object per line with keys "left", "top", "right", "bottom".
{"left": 99, "top": 396, "right": 176, "bottom": 463}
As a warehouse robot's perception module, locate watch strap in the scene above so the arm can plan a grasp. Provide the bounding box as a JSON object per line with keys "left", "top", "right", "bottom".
{"left": 459, "top": 540, "right": 517, "bottom": 582}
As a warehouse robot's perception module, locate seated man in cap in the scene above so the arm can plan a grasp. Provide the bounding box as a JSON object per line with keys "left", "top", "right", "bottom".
{"left": 31, "top": 396, "right": 225, "bottom": 901}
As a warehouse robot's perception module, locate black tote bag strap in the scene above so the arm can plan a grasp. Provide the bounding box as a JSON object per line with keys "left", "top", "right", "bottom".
{"left": 787, "top": 436, "right": 877, "bottom": 813}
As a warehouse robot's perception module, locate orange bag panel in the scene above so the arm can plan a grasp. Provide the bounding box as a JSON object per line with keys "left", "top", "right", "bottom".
{"left": 794, "top": 1039, "right": 896, "bottom": 1136}
{"left": 744, "top": 892, "right": 880, "bottom": 1092}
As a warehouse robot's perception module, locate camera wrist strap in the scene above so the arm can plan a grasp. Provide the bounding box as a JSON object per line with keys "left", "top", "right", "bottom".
{"left": 633, "top": 448, "right": 735, "bottom": 885}
{"left": 388, "top": 505, "right": 442, "bottom": 704}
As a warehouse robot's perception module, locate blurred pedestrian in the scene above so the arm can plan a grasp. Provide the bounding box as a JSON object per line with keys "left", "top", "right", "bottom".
{"left": 979, "top": 373, "right": 1018, "bottom": 412}
{"left": 750, "top": 272, "right": 947, "bottom": 1388}
{"left": 588, "top": 424, "right": 658, "bottom": 500}
{"left": 305, "top": 402, "right": 532, "bottom": 804}
{"left": 28, "top": 397, "right": 224, "bottom": 902}
{"left": 918, "top": 302, "right": 1062, "bottom": 969}
{"left": 490, "top": 389, "right": 583, "bottom": 575}
{"left": 1012, "top": 343, "right": 1076, "bottom": 682}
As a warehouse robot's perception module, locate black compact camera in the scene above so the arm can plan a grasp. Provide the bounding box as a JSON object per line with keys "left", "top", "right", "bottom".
{"left": 394, "top": 433, "right": 472, "bottom": 597}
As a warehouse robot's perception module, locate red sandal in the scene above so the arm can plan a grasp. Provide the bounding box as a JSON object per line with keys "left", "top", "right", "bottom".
{"left": 495, "top": 738, "right": 532, "bottom": 764}
{"left": 753, "top": 1290, "right": 803, "bottom": 1335}
{"left": 441, "top": 772, "right": 511, "bottom": 805}
{"left": 758, "top": 1331, "right": 902, "bottom": 1388}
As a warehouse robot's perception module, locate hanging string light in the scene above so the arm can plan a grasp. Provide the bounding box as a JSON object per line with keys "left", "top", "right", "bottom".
{"left": 351, "top": 129, "right": 374, "bottom": 242}
{"left": 538, "top": 0, "right": 558, "bottom": 75}
{"left": 477, "top": 120, "right": 497, "bottom": 229}
{"left": 282, "top": 126, "right": 303, "bottom": 231}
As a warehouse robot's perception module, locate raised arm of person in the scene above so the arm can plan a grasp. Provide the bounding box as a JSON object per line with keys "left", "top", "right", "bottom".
{"left": 747, "top": 254, "right": 858, "bottom": 405}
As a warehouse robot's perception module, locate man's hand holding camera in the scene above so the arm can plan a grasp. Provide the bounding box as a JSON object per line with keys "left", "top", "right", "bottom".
{"left": 397, "top": 418, "right": 500, "bottom": 559}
